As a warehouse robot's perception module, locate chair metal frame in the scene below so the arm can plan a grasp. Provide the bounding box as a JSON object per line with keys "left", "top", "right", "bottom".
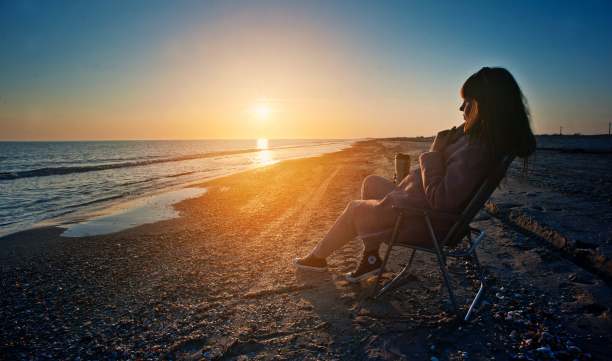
{"left": 371, "top": 156, "right": 515, "bottom": 322}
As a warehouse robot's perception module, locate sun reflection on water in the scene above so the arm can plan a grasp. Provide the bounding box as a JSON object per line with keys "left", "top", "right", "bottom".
{"left": 253, "top": 139, "right": 277, "bottom": 166}
{"left": 257, "top": 138, "right": 268, "bottom": 150}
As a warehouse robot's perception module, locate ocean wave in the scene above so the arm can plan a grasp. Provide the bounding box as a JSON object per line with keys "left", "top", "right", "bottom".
{"left": 0, "top": 142, "right": 348, "bottom": 180}
{"left": 0, "top": 148, "right": 266, "bottom": 180}
{"left": 65, "top": 192, "right": 133, "bottom": 209}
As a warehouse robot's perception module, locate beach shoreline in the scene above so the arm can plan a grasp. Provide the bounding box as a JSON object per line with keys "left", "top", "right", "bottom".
{"left": 0, "top": 141, "right": 360, "bottom": 265}
{"left": 0, "top": 139, "right": 359, "bottom": 239}
{"left": 1, "top": 139, "right": 611, "bottom": 360}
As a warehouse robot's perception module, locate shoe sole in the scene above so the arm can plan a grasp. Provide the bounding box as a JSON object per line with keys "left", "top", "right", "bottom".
{"left": 293, "top": 258, "right": 327, "bottom": 272}
{"left": 345, "top": 268, "right": 381, "bottom": 283}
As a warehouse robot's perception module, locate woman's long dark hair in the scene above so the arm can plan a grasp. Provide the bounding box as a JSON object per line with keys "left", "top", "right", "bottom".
{"left": 461, "top": 67, "right": 537, "bottom": 182}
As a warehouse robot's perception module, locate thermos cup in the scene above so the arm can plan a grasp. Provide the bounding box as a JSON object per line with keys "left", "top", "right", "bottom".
{"left": 395, "top": 153, "right": 411, "bottom": 187}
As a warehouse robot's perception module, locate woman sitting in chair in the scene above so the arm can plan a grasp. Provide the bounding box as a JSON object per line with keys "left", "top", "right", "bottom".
{"left": 294, "top": 67, "right": 536, "bottom": 282}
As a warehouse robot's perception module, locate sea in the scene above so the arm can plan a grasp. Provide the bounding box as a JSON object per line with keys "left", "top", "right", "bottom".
{"left": 0, "top": 139, "right": 357, "bottom": 237}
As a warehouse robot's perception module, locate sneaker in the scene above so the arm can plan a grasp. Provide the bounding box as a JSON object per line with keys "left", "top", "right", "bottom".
{"left": 346, "top": 252, "right": 382, "bottom": 283}
{"left": 293, "top": 253, "right": 327, "bottom": 272}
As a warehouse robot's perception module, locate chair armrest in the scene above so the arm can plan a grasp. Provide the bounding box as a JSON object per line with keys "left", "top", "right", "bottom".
{"left": 391, "top": 205, "right": 462, "bottom": 222}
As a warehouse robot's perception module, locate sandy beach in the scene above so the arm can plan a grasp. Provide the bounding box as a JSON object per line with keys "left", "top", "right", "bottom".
{"left": 1, "top": 138, "right": 611, "bottom": 361}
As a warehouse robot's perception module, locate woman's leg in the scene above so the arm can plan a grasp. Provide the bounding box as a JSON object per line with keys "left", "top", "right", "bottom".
{"left": 360, "top": 175, "right": 395, "bottom": 252}
{"left": 344, "top": 175, "right": 394, "bottom": 281}
{"left": 311, "top": 175, "right": 395, "bottom": 258}
{"left": 311, "top": 200, "right": 362, "bottom": 258}
{"left": 361, "top": 175, "right": 396, "bottom": 201}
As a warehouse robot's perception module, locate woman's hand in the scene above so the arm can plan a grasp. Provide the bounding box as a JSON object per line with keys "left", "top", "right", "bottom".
{"left": 430, "top": 126, "right": 458, "bottom": 152}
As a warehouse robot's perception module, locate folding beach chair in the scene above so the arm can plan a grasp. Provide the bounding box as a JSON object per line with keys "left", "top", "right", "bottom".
{"left": 371, "top": 156, "right": 516, "bottom": 322}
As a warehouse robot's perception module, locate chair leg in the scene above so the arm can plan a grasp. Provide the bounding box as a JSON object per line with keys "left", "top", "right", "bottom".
{"left": 464, "top": 250, "right": 486, "bottom": 322}
{"left": 371, "top": 216, "right": 404, "bottom": 297}
{"left": 372, "top": 240, "right": 394, "bottom": 296}
{"left": 436, "top": 250, "right": 462, "bottom": 319}
{"left": 424, "top": 218, "right": 461, "bottom": 319}
{"left": 374, "top": 249, "right": 416, "bottom": 299}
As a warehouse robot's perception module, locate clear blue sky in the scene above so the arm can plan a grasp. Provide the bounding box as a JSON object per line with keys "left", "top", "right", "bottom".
{"left": 1, "top": 0, "right": 611, "bottom": 140}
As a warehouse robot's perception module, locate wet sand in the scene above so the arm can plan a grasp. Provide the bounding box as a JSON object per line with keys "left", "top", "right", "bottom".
{"left": 1, "top": 138, "right": 611, "bottom": 360}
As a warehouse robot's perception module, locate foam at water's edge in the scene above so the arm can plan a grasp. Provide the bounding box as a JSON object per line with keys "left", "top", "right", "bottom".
{"left": 60, "top": 188, "right": 207, "bottom": 237}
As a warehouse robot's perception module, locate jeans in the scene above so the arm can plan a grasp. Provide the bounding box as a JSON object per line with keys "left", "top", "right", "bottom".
{"left": 311, "top": 175, "right": 396, "bottom": 259}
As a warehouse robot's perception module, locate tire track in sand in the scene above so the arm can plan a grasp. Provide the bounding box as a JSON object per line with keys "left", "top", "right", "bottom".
{"left": 242, "top": 164, "right": 343, "bottom": 293}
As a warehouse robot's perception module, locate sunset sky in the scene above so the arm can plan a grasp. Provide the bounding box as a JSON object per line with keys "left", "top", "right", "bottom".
{"left": 1, "top": 0, "right": 611, "bottom": 140}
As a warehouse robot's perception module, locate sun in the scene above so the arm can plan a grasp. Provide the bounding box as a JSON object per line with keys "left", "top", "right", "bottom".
{"left": 254, "top": 106, "right": 271, "bottom": 118}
